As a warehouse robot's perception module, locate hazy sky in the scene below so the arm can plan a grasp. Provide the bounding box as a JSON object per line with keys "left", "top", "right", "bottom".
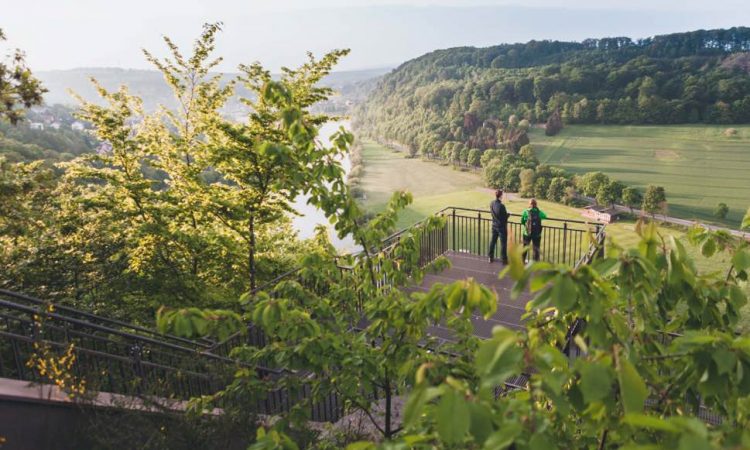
{"left": 3, "top": 0, "right": 750, "bottom": 72}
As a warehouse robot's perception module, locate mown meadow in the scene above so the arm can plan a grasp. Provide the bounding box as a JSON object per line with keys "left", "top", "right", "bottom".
{"left": 531, "top": 124, "right": 750, "bottom": 227}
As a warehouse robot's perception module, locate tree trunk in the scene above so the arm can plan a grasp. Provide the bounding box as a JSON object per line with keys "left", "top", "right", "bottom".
{"left": 384, "top": 368, "right": 392, "bottom": 438}
{"left": 248, "top": 211, "right": 256, "bottom": 291}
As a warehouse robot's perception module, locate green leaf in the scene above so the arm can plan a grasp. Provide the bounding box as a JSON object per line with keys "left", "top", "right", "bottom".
{"left": 403, "top": 385, "right": 440, "bottom": 428}
{"left": 700, "top": 238, "right": 716, "bottom": 258}
{"left": 579, "top": 362, "right": 613, "bottom": 403}
{"left": 345, "top": 443, "right": 376, "bottom": 450}
{"left": 618, "top": 357, "right": 648, "bottom": 414}
{"left": 402, "top": 385, "right": 428, "bottom": 427}
{"left": 475, "top": 328, "right": 522, "bottom": 388}
{"left": 732, "top": 249, "right": 750, "bottom": 272}
{"left": 436, "top": 389, "right": 469, "bottom": 444}
{"left": 483, "top": 422, "right": 522, "bottom": 449}
{"left": 712, "top": 348, "right": 736, "bottom": 375}
{"left": 550, "top": 274, "right": 578, "bottom": 312}
{"left": 623, "top": 413, "right": 680, "bottom": 433}
{"left": 528, "top": 432, "right": 555, "bottom": 450}
{"left": 468, "top": 402, "right": 493, "bottom": 445}
{"left": 678, "top": 433, "right": 712, "bottom": 450}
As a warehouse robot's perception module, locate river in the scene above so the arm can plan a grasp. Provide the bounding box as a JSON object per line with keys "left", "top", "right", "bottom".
{"left": 290, "top": 120, "right": 358, "bottom": 252}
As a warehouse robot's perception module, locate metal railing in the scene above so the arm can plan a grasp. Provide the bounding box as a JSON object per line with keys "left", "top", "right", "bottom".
{"left": 0, "top": 289, "right": 344, "bottom": 422}
{"left": 435, "top": 206, "right": 604, "bottom": 266}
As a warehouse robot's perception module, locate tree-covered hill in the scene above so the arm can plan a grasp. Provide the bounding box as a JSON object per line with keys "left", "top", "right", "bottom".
{"left": 354, "top": 27, "right": 750, "bottom": 154}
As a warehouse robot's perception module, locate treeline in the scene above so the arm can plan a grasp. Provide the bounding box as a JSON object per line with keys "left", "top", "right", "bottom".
{"left": 354, "top": 27, "right": 750, "bottom": 153}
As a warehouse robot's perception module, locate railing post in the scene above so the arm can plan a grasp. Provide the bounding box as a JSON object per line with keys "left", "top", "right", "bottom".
{"left": 130, "top": 342, "right": 144, "bottom": 394}
{"left": 477, "top": 211, "right": 482, "bottom": 256}
{"left": 562, "top": 222, "right": 568, "bottom": 265}
{"left": 451, "top": 208, "right": 456, "bottom": 252}
{"left": 596, "top": 225, "right": 605, "bottom": 259}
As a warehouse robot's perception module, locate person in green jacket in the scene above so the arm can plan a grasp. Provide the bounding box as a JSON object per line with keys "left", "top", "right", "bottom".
{"left": 520, "top": 198, "right": 547, "bottom": 262}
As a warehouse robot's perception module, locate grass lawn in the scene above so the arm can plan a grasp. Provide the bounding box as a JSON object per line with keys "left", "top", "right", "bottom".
{"left": 530, "top": 125, "right": 750, "bottom": 228}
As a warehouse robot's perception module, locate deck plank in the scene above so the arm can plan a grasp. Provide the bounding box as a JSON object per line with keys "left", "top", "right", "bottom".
{"left": 409, "top": 251, "right": 534, "bottom": 340}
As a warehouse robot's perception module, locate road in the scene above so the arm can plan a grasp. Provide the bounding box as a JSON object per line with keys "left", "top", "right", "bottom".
{"left": 609, "top": 204, "right": 749, "bottom": 239}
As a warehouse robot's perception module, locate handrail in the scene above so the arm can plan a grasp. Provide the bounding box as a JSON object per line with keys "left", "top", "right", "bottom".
{"left": 439, "top": 206, "right": 605, "bottom": 226}
{"left": 0, "top": 298, "right": 236, "bottom": 364}
{"left": 0, "top": 288, "right": 212, "bottom": 349}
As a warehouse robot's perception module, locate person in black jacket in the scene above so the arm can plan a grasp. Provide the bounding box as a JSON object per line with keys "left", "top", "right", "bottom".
{"left": 488, "top": 189, "right": 510, "bottom": 264}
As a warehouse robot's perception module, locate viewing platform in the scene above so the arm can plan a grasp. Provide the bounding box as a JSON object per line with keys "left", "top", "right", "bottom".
{"left": 408, "top": 251, "right": 531, "bottom": 338}
{"left": 392, "top": 206, "right": 605, "bottom": 338}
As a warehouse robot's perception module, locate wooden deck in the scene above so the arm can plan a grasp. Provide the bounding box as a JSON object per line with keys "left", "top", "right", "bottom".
{"left": 408, "top": 251, "right": 534, "bottom": 340}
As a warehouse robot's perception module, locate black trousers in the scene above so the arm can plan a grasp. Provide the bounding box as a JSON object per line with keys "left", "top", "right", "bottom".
{"left": 488, "top": 227, "right": 508, "bottom": 262}
{"left": 523, "top": 234, "right": 542, "bottom": 261}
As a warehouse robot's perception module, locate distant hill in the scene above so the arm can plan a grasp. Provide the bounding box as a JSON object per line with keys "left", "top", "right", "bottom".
{"left": 36, "top": 66, "right": 390, "bottom": 114}
{"left": 354, "top": 27, "right": 750, "bottom": 154}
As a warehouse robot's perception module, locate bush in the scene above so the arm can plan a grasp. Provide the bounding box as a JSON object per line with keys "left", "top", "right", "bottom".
{"left": 715, "top": 202, "right": 729, "bottom": 219}
{"left": 467, "top": 148, "right": 481, "bottom": 167}
{"left": 350, "top": 186, "right": 365, "bottom": 199}
{"left": 545, "top": 109, "right": 563, "bottom": 136}
{"left": 483, "top": 158, "right": 506, "bottom": 189}
{"left": 480, "top": 149, "right": 503, "bottom": 167}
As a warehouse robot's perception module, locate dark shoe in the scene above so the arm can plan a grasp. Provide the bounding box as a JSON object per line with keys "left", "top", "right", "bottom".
{"left": 502, "top": 260, "right": 509, "bottom": 265}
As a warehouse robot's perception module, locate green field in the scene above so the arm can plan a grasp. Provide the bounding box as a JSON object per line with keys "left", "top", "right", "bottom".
{"left": 531, "top": 125, "right": 750, "bottom": 227}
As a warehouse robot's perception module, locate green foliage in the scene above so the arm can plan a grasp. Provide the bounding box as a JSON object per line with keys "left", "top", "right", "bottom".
{"left": 578, "top": 171, "right": 611, "bottom": 197}
{"left": 156, "top": 306, "right": 242, "bottom": 341}
{"left": 0, "top": 24, "right": 349, "bottom": 318}
{"left": 643, "top": 185, "right": 668, "bottom": 216}
{"left": 0, "top": 28, "right": 46, "bottom": 124}
{"left": 482, "top": 157, "right": 507, "bottom": 189}
{"left": 715, "top": 202, "right": 730, "bottom": 219}
{"left": 467, "top": 148, "right": 481, "bottom": 167}
{"left": 342, "top": 222, "right": 750, "bottom": 448}
{"left": 622, "top": 187, "right": 643, "bottom": 212}
{"left": 596, "top": 180, "right": 625, "bottom": 207}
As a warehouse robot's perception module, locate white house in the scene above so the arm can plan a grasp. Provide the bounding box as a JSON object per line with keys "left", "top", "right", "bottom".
{"left": 29, "top": 122, "right": 45, "bottom": 131}
{"left": 71, "top": 121, "right": 86, "bottom": 131}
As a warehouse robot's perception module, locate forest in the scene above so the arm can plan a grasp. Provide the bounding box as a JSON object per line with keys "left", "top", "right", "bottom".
{"left": 355, "top": 27, "right": 750, "bottom": 155}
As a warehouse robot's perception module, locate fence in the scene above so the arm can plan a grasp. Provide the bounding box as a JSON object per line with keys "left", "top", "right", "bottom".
{"left": 436, "top": 206, "right": 604, "bottom": 266}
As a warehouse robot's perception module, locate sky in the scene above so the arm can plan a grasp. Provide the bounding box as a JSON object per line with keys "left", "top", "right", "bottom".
{"left": 3, "top": 0, "right": 750, "bottom": 72}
